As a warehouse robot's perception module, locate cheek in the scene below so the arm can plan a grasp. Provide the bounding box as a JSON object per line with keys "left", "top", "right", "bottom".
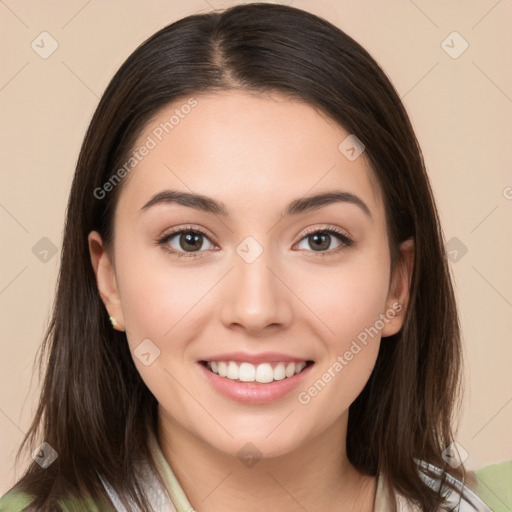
{"left": 117, "top": 255, "right": 212, "bottom": 351}
{"left": 113, "top": 242, "right": 223, "bottom": 390}
{"left": 291, "top": 247, "right": 390, "bottom": 413}
{"left": 292, "top": 246, "right": 391, "bottom": 350}
{"left": 113, "top": 250, "right": 211, "bottom": 417}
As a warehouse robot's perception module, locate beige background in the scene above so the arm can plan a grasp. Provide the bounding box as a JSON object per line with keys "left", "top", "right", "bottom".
{"left": 1, "top": 0, "right": 511, "bottom": 496}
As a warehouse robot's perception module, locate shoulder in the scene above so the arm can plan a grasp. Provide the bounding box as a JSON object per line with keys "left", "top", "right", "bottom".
{"left": 0, "top": 486, "right": 35, "bottom": 512}
{"left": 474, "top": 459, "right": 512, "bottom": 511}
{"left": 0, "top": 483, "right": 111, "bottom": 512}
{"left": 412, "top": 460, "right": 494, "bottom": 511}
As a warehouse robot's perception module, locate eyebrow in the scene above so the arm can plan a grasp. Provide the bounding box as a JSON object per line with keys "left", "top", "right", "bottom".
{"left": 139, "top": 189, "right": 372, "bottom": 220}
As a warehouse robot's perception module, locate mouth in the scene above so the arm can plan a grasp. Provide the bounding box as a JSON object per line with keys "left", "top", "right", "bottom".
{"left": 199, "top": 360, "right": 315, "bottom": 384}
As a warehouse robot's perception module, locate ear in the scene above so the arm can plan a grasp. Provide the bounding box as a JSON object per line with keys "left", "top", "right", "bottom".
{"left": 381, "top": 238, "right": 414, "bottom": 337}
{"left": 88, "top": 231, "right": 125, "bottom": 331}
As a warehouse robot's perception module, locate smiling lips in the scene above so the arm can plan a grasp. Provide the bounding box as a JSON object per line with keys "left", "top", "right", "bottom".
{"left": 205, "top": 360, "right": 309, "bottom": 383}
{"left": 199, "top": 352, "right": 314, "bottom": 403}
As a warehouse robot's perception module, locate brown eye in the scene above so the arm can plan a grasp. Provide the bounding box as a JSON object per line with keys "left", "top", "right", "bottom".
{"left": 308, "top": 233, "right": 332, "bottom": 251}
{"left": 295, "top": 228, "right": 353, "bottom": 253}
{"left": 176, "top": 232, "right": 205, "bottom": 252}
{"left": 158, "top": 228, "right": 216, "bottom": 258}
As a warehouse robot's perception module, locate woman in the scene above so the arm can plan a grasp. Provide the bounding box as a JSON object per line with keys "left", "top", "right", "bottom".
{"left": 0, "top": 3, "right": 494, "bottom": 511}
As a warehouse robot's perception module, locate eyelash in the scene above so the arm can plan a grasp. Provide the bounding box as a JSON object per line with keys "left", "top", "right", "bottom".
{"left": 156, "top": 225, "right": 354, "bottom": 259}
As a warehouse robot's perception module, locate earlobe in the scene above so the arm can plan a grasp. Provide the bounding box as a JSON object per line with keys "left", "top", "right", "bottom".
{"left": 381, "top": 238, "right": 414, "bottom": 337}
{"left": 87, "top": 231, "right": 125, "bottom": 331}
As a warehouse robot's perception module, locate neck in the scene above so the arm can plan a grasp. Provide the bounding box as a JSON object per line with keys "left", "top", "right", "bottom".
{"left": 157, "top": 410, "right": 377, "bottom": 512}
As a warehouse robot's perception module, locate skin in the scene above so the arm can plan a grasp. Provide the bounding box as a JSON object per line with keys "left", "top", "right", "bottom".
{"left": 89, "top": 90, "right": 414, "bottom": 511}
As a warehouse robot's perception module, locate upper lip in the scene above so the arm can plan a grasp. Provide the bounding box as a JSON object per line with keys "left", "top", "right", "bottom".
{"left": 200, "top": 351, "right": 313, "bottom": 365}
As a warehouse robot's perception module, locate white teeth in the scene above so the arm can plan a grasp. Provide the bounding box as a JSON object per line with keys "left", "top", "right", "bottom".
{"left": 218, "top": 361, "right": 227, "bottom": 377}
{"left": 273, "top": 363, "right": 286, "bottom": 380}
{"left": 239, "top": 362, "right": 256, "bottom": 382}
{"left": 206, "top": 360, "right": 309, "bottom": 383}
{"left": 227, "top": 361, "right": 239, "bottom": 380}
{"left": 295, "top": 361, "right": 306, "bottom": 374}
{"left": 256, "top": 363, "right": 274, "bottom": 383}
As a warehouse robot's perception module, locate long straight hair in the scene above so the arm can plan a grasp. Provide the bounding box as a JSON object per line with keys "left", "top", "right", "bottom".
{"left": 13, "top": 3, "right": 463, "bottom": 510}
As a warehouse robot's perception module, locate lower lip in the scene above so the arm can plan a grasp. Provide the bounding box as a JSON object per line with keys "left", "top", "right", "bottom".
{"left": 198, "top": 362, "right": 313, "bottom": 404}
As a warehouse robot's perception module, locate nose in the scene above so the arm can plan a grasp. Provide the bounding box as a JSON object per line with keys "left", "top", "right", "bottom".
{"left": 220, "top": 245, "right": 293, "bottom": 335}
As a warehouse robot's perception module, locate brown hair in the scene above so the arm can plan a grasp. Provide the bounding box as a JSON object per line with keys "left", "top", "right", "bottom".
{"left": 13, "top": 3, "right": 463, "bottom": 510}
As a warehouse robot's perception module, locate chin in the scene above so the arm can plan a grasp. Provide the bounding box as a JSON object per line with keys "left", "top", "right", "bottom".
{"left": 196, "top": 421, "right": 310, "bottom": 462}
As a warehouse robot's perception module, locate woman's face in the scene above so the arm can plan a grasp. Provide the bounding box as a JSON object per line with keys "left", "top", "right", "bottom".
{"left": 90, "top": 90, "right": 411, "bottom": 458}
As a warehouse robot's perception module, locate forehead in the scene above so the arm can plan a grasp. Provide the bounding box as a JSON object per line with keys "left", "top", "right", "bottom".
{"left": 115, "top": 90, "right": 384, "bottom": 222}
